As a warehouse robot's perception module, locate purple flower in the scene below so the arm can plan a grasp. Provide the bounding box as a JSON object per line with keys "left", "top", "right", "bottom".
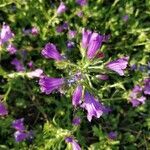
{"left": 76, "top": 0, "right": 87, "bottom": 6}
{"left": 0, "top": 102, "right": 8, "bottom": 116}
{"left": 39, "top": 76, "right": 65, "bottom": 94}
{"left": 106, "top": 57, "right": 129, "bottom": 76}
{"left": 122, "top": 15, "right": 129, "bottom": 22}
{"left": 67, "top": 41, "right": 75, "bottom": 49}
{"left": 11, "top": 58, "right": 25, "bottom": 72}
{"left": 14, "top": 131, "right": 28, "bottom": 142}
{"left": 96, "top": 74, "right": 109, "bottom": 80}
{"left": 68, "top": 30, "right": 77, "bottom": 39}
{"left": 81, "top": 92, "right": 108, "bottom": 122}
{"left": 72, "top": 85, "right": 82, "bottom": 107}
{"left": 81, "top": 28, "right": 92, "bottom": 49}
{"left": 143, "top": 78, "right": 150, "bottom": 95}
{"left": 108, "top": 131, "right": 117, "bottom": 140}
{"left": 56, "top": 22, "right": 68, "bottom": 33}
{"left": 72, "top": 117, "right": 81, "bottom": 126}
{"left": 130, "top": 85, "right": 146, "bottom": 107}
{"left": 7, "top": 44, "right": 17, "bottom": 54}
{"left": 27, "top": 61, "right": 34, "bottom": 68}
{"left": 87, "top": 32, "right": 104, "bottom": 59}
{"left": 57, "top": 2, "right": 67, "bottom": 14}
{"left": 41, "top": 43, "right": 63, "bottom": 61}
{"left": 26, "top": 69, "right": 43, "bottom": 78}
{"left": 12, "top": 118, "right": 25, "bottom": 131}
{"left": 31, "top": 27, "right": 38, "bottom": 35}
{"left": 0, "top": 24, "right": 14, "bottom": 45}
{"left": 65, "top": 137, "right": 81, "bottom": 150}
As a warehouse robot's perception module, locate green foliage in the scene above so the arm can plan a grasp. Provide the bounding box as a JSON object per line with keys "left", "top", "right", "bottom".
{"left": 0, "top": 0, "right": 150, "bottom": 149}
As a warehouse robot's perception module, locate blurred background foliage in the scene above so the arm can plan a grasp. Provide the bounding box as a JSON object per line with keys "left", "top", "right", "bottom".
{"left": 0, "top": 0, "right": 150, "bottom": 149}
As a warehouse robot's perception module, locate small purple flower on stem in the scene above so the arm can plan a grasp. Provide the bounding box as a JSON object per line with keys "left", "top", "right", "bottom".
{"left": 39, "top": 76, "right": 65, "bottom": 94}
{"left": 87, "top": 32, "right": 105, "bottom": 59}
{"left": 72, "top": 117, "right": 81, "bottom": 126}
{"left": 0, "top": 102, "right": 8, "bottom": 116}
{"left": 72, "top": 85, "right": 82, "bottom": 107}
{"left": 31, "top": 27, "right": 38, "bottom": 35}
{"left": 81, "top": 28, "right": 92, "bottom": 49}
{"left": 27, "top": 61, "right": 34, "bottom": 69}
{"left": 26, "top": 69, "right": 43, "bottom": 78}
{"left": 143, "top": 78, "right": 150, "bottom": 95}
{"left": 76, "top": 0, "right": 87, "bottom": 6}
{"left": 7, "top": 44, "right": 17, "bottom": 54}
{"left": 57, "top": 2, "right": 67, "bottom": 15}
{"left": 106, "top": 57, "right": 129, "bottom": 76}
{"left": 14, "top": 131, "right": 28, "bottom": 142}
{"left": 11, "top": 58, "right": 25, "bottom": 72}
{"left": 12, "top": 118, "right": 25, "bottom": 131}
{"left": 0, "top": 24, "right": 14, "bottom": 45}
{"left": 41, "top": 43, "right": 63, "bottom": 61}
{"left": 67, "top": 41, "right": 75, "bottom": 49}
{"left": 81, "top": 92, "right": 108, "bottom": 122}
{"left": 68, "top": 30, "right": 77, "bottom": 39}
{"left": 65, "top": 137, "right": 81, "bottom": 150}
{"left": 108, "top": 131, "right": 117, "bottom": 140}
{"left": 130, "top": 85, "right": 146, "bottom": 107}
{"left": 96, "top": 74, "right": 109, "bottom": 80}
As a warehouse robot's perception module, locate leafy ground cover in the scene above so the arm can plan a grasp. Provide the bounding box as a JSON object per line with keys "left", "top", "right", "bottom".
{"left": 0, "top": 0, "right": 150, "bottom": 149}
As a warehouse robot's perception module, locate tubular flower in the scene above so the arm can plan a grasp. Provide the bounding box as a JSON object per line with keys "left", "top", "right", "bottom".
{"left": 87, "top": 32, "right": 104, "bottom": 59}
{"left": 39, "top": 76, "right": 65, "bottom": 94}
{"left": 106, "top": 57, "right": 129, "bottom": 76}
{"left": 72, "top": 85, "right": 82, "bottom": 107}
{"left": 130, "top": 85, "right": 146, "bottom": 107}
{"left": 81, "top": 92, "right": 108, "bottom": 122}
{"left": 0, "top": 102, "right": 8, "bottom": 116}
{"left": 0, "top": 24, "right": 14, "bottom": 45}
{"left": 81, "top": 28, "right": 92, "bottom": 49}
{"left": 65, "top": 137, "right": 81, "bottom": 150}
{"left": 41, "top": 43, "right": 63, "bottom": 61}
{"left": 57, "top": 2, "right": 67, "bottom": 14}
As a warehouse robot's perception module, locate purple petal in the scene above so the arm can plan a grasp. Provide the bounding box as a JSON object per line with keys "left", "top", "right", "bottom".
{"left": 81, "top": 28, "right": 92, "bottom": 49}
{"left": 7, "top": 44, "right": 17, "bottom": 54}
{"left": 39, "top": 76, "right": 65, "bottom": 94}
{"left": 81, "top": 92, "right": 105, "bottom": 122}
{"left": 41, "top": 43, "right": 63, "bottom": 61}
{"left": 14, "top": 131, "right": 28, "bottom": 142}
{"left": 72, "top": 85, "right": 82, "bottom": 107}
{"left": 12, "top": 118, "right": 25, "bottom": 131}
{"left": 0, "top": 24, "right": 14, "bottom": 45}
{"left": 107, "top": 57, "right": 129, "bottom": 76}
{"left": 57, "top": 2, "right": 67, "bottom": 14}
{"left": 87, "top": 32, "right": 104, "bottom": 59}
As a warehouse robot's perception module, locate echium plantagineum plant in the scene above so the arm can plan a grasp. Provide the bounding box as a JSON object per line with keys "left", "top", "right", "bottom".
{"left": 39, "top": 28, "right": 129, "bottom": 147}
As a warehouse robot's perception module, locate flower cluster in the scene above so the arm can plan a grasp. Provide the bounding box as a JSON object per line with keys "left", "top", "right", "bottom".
{"left": 12, "top": 118, "right": 33, "bottom": 142}
{"left": 129, "top": 78, "right": 150, "bottom": 107}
